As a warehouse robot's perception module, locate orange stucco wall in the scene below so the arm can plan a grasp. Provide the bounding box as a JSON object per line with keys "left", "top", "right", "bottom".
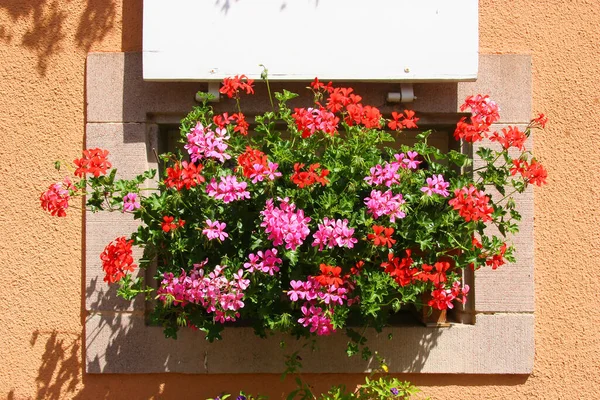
{"left": 1, "top": 1, "right": 598, "bottom": 398}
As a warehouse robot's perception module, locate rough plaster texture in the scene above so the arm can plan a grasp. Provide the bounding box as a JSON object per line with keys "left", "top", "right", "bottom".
{"left": 1, "top": 0, "right": 599, "bottom": 399}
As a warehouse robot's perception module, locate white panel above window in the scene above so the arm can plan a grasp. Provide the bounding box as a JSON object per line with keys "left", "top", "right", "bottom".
{"left": 143, "top": 0, "right": 478, "bottom": 82}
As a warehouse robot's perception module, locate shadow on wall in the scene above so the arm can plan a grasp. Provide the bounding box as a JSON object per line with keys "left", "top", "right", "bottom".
{"left": 0, "top": 0, "right": 116, "bottom": 75}
{"left": 22, "top": 325, "right": 529, "bottom": 399}
{"left": 29, "top": 330, "right": 81, "bottom": 400}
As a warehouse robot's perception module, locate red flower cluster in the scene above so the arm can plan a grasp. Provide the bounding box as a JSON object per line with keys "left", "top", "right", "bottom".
{"left": 292, "top": 107, "right": 339, "bottom": 138}
{"left": 232, "top": 113, "right": 249, "bottom": 136}
{"left": 350, "top": 260, "right": 364, "bottom": 276}
{"left": 388, "top": 110, "right": 419, "bottom": 130}
{"left": 291, "top": 163, "right": 330, "bottom": 188}
{"left": 460, "top": 94, "right": 500, "bottom": 126}
{"left": 310, "top": 77, "right": 334, "bottom": 93}
{"left": 40, "top": 178, "right": 72, "bottom": 217}
{"left": 367, "top": 225, "right": 396, "bottom": 248}
{"left": 448, "top": 185, "right": 493, "bottom": 222}
{"left": 486, "top": 243, "right": 507, "bottom": 270}
{"left": 489, "top": 126, "right": 527, "bottom": 150}
{"left": 219, "top": 75, "right": 255, "bottom": 98}
{"left": 326, "top": 87, "right": 361, "bottom": 113}
{"left": 381, "top": 250, "right": 416, "bottom": 287}
{"left": 510, "top": 159, "right": 548, "bottom": 186}
{"left": 532, "top": 113, "right": 548, "bottom": 128}
{"left": 100, "top": 236, "right": 136, "bottom": 284}
{"left": 314, "top": 264, "right": 344, "bottom": 288}
{"left": 417, "top": 261, "right": 451, "bottom": 284}
{"left": 454, "top": 95, "right": 500, "bottom": 142}
{"left": 345, "top": 104, "right": 382, "bottom": 129}
{"left": 428, "top": 282, "right": 469, "bottom": 310}
{"left": 213, "top": 112, "right": 233, "bottom": 128}
{"left": 74, "top": 148, "right": 112, "bottom": 178}
{"left": 238, "top": 147, "right": 268, "bottom": 177}
{"left": 164, "top": 161, "right": 205, "bottom": 190}
{"left": 161, "top": 216, "right": 185, "bottom": 233}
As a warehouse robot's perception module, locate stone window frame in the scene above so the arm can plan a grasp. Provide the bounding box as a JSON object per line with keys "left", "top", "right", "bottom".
{"left": 85, "top": 52, "right": 534, "bottom": 374}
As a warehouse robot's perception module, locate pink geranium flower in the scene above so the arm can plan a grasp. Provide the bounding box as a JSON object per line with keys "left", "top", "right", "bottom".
{"left": 312, "top": 218, "right": 357, "bottom": 251}
{"left": 202, "top": 219, "right": 228, "bottom": 241}
{"left": 122, "top": 193, "right": 141, "bottom": 212}
{"left": 364, "top": 189, "right": 406, "bottom": 222}
{"left": 420, "top": 174, "right": 450, "bottom": 197}
{"left": 206, "top": 175, "right": 251, "bottom": 203}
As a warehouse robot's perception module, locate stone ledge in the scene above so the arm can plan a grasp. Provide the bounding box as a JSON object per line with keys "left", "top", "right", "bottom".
{"left": 86, "top": 313, "right": 533, "bottom": 374}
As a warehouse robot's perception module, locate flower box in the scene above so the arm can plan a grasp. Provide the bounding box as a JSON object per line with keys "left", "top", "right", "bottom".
{"left": 42, "top": 74, "right": 547, "bottom": 360}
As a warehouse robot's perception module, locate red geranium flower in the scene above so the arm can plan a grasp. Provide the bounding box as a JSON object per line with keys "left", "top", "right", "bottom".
{"left": 292, "top": 107, "right": 339, "bottom": 138}
{"left": 213, "top": 112, "right": 234, "bottom": 129}
{"left": 486, "top": 243, "right": 508, "bottom": 270}
{"left": 381, "top": 250, "right": 416, "bottom": 287}
{"left": 310, "top": 77, "right": 334, "bottom": 93}
{"left": 100, "top": 236, "right": 136, "bottom": 284}
{"left": 490, "top": 126, "right": 527, "bottom": 151}
{"left": 219, "top": 75, "right": 255, "bottom": 98}
{"left": 40, "top": 177, "right": 73, "bottom": 217}
{"left": 238, "top": 147, "right": 268, "bottom": 178}
{"left": 74, "top": 148, "right": 112, "bottom": 178}
{"left": 448, "top": 185, "right": 493, "bottom": 222}
{"left": 315, "top": 264, "right": 344, "bottom": 288}
{"left": 232, "top": 113, "right": 250, "bottom": 136}
{"left": 419, "top": 261, "right": 451, "bottom": 284}
{"left": 161, "top": 216, "right": 185, "bottom": 233}
{"left": 164, "top": 161, "right": 205, "bottom": 191}
{"left": 388, "top": 110, "right": 420, "bottom": 130}
{"left": 367, "top": 225, "right": 396, "bottom": 248}
{"left": 291, "top": 163, "right": 329, "bottom": 188}
{"left": 532, "top": 113, "right": 548, "bottom": 128}
{"left": 350, "top": 260, "right": 364, "bottom": 276}
{"left": 453, "top": 117, "right": 489, "bottom": 142}
{"left": 326, "top": 87, "right": 355, "bottom": 113}
{"left": 510, "top": 159, "right": 548, "bottom": 186}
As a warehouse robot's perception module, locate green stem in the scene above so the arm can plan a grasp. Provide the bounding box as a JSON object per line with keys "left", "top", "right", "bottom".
{"left": 259, "top": 64, "right": 275, "bottom": 111}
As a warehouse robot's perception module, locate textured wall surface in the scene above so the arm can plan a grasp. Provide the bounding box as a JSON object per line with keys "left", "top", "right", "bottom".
{"left": 0, "top": 0, "right": 598, "bottom": 399}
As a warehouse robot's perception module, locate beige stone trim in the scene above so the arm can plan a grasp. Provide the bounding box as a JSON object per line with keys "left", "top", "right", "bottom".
{"left": 85, "top": 52, "right": 534, "bottom": 374}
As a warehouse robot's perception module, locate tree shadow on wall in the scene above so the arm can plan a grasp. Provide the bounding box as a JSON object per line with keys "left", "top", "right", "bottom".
{"left": 29, "top": 330, "right": 81, "bottom": 400}
{"left": 0, "top": 0, "right": 115, "bottom": 76}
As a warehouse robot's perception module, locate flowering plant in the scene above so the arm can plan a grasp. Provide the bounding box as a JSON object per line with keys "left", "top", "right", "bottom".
{"left": 41, "top": 75, "right": 547, "bottom": 353}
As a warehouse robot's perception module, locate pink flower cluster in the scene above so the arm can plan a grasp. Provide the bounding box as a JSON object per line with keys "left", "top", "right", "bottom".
{"left": 202, "top": 219, "right": 228, "bottom": 241}
{"left": 248, "top": 162, "right": 282, "bottom": 183}
{"left": 364, "top": 189, "right": 406, "bottom": 222}
{"left": 185, "top": 122, "right": 231, "bottom": 163}
{"left": 394, "top": 151, "right": 421, "bottom": 169}
{"left": 420, "top": 174, "right": 450, "bottom": 197}
{"left": 364, "top": 162, "right": 401, "bottom": 187}
{"left": 206, "top": 175, "right": 250, "bottom": 203}
{"left": 260, "top": 198, "right": 311, "bottom": 250}
{"left": 428, "top": 281, "right": 470, "bottom": 310}
{"left": 243, "top": 248, "right": 282, "bottom": 275}
{"left": 312, "top": 218, "right": 358, "bottom": 251}
{"left": 298, "top": 305, "right": 335, "bottom": 336}
{"left": 364, "top": 152, "right": 421, "bottom": 187}
{"left": 122, "top": 193, "right": 141, "bottom": 212}
{"left": 157, "top": 263, "right": 250, "bottom": 323}
{"left": 287, "top": 278, "right": 351, "bottom": 336}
